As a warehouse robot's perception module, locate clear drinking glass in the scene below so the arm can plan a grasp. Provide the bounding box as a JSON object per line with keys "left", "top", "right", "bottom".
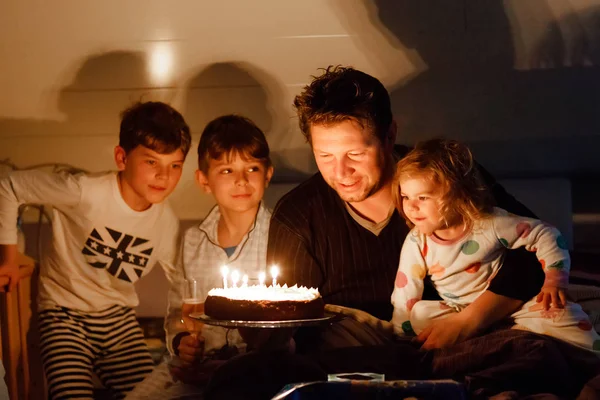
{"left": 181, "top": 278, "right": 205, "bottom": 338}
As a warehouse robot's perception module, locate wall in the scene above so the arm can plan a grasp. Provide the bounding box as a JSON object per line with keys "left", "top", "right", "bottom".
{"left": 2, "top": 1, "right": 599, "bottom": 222}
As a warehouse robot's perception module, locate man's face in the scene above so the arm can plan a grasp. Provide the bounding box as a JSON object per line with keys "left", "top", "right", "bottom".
{"left": 115, "top": 145, "right": 185, "bottom": 211}
{"left": 311, "top": 120, "right": 388, "bottom": 203}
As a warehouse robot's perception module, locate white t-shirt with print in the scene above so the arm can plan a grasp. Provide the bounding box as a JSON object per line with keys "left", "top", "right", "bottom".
{"left": 0, "top": 170, "right": 180, "bottom": 312}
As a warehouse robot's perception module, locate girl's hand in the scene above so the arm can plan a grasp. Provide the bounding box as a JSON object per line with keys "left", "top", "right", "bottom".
{"left": 536, "top": 286, "right": 567, "bottom": 310}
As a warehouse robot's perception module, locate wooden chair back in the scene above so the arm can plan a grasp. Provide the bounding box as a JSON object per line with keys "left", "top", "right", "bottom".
{"left": 0, "top": 253, "right": 46, "bottom": 400}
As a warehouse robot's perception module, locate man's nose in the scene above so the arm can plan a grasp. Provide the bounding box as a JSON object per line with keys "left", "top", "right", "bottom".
{"left": 334, "top": 158, "right": 354, "bottom": 179}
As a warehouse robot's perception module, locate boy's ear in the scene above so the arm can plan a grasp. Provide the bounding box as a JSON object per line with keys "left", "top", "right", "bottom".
{"left": 195, "top": 169, "right": 211, "bottom": 193}
{"left": 114, "top": 146, "right": 127, "bottom": 171}
{"left": 265, "top": 165, "right": 274, "bottom": 188}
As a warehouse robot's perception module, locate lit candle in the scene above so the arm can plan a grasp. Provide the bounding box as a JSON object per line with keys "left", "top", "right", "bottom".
{"left": 258, "top": 271, "right": 266, "bottom": 287}
{"left": 242, "top": 274, "right": 248, "bottom": 287}
{"left": 221, "top": 265, "right": 229, "bottom": 289}
{"left": 270, "top": 265, "right": 279, "bottom": 287}
{"left": 231, "top": 270, "right": 240, "bottom": 288}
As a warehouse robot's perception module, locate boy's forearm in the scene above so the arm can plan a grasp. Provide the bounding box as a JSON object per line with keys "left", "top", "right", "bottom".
{"left": 462, "top": 291, "right": 522, "bottom": 333}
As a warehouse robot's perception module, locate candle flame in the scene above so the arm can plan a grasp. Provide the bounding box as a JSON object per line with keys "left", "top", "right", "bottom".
{"left": 270, "top": 265, "right": 279, "bottom": 278}
{"left": 231, "top": 270, "right": 240, "bottom": 287}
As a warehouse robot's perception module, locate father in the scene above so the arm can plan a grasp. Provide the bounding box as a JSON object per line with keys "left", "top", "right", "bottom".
{"left": 267, "top": 65, "right": 543, "bottom": 350}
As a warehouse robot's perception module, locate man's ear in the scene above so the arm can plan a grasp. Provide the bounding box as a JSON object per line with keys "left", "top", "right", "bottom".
{"left": 114, "top": 146, "right": 127, "bottom": 171}
{"left": 195, "top": 169, "right": 211, "bottom": 193}
{"left": 265, "top": 165, "right": 274, "bottom": 188}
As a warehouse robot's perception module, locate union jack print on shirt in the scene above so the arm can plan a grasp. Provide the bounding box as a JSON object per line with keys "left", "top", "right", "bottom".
{"left": 82, "top": 227, "right": 153, "bottom": 282}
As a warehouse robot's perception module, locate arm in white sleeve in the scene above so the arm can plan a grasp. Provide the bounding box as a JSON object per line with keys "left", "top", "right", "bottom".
{"left": 492, "top": 208, "right": 571, "bottom": 288}
{"left": 390, "top": 232, "right": 427, "bottom": 336}
{"left": 0, "top": 170, "right": 82, "bottom": 244}
{"left": 163, "top": 234, "right": 186, "bottom": 355}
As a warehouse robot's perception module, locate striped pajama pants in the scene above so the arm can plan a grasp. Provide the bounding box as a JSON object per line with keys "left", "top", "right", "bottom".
{"left": 39, "top": 305, "right": 154, "bottom": 399}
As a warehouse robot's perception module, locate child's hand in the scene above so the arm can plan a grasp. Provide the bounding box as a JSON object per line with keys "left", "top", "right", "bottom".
{"left": 177, "top": 334, "right": 205, "bottom": 367}
{"left": 536, "top": 286, "right": 567, "bottom": 310}
{"left": 0, "top": 261, "right": 20, "bottom": 292}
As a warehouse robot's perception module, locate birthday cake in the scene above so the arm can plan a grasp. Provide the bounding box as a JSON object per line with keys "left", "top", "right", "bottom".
{"left": 204, "top": 284, "right": 325, "bottom": 321}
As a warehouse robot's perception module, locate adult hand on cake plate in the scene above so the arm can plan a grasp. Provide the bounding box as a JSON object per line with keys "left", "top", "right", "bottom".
{"left": 238, "top": 328, "right": 296, "bottom": 353}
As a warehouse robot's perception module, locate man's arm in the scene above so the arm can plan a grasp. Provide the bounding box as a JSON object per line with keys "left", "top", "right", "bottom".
{"left": 266, "top": 214, "right": 324, "bottom": 290}
{"left": 417, "top": 290, "right": 522, "bottom": 349}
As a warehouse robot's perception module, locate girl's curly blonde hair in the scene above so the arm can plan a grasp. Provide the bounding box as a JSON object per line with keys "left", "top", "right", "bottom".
{"left": 392, "top": 138, "right": 495, "bottom": 230}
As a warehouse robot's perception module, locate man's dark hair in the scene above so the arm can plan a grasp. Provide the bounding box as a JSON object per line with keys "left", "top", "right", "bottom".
{"left": 293, "top": 65, "right": 393, "bottom": 143}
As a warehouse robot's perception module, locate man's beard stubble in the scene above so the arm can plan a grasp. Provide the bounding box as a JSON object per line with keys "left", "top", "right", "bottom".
{"left": 337, "top": 152, "right": 394, "bottom": 203}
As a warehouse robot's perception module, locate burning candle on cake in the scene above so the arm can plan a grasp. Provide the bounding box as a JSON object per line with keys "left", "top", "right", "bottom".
{"left": 221, "top": 265, "right": 229, "bottom": 289}
{"left": 242, "top": 274, "right": 248, "bottom": 288}
{"left": 231, "top": 270, "right": 240, "bottom": 288}
{"left": 258, "top": 271, "right": 266, "bottom": 287}
{"left": 270, "top": 265, "right": 279, "bottom": 287}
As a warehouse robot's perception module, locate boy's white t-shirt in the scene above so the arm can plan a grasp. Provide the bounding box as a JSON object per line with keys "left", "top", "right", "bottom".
{"left": 0, "top": 170, "right": 179, "bottom": 312}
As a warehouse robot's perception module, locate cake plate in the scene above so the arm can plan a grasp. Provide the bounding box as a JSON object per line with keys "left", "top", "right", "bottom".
{"left": 189, "top": 312, "right": 337, "bottom": 328}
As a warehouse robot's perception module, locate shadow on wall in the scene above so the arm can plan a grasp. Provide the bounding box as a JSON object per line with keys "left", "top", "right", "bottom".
{"left": 0, "top": 50, "right": 159, "bottom": 140}
{"left": 0, "top": 50, "right": 166, "bottom": 171}
{"left": 56, "top": 50, "right": 172, "bottom": 137}
{"left": 182, "top": 62, "right": 313, "bottom": 183}
{"left": 337, "top": 1, "right": 600, "bottom": 180}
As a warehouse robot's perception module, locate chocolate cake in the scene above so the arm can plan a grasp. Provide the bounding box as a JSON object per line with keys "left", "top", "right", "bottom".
{"left": 204, "top": 284, "right": 325, "bottom": 321}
